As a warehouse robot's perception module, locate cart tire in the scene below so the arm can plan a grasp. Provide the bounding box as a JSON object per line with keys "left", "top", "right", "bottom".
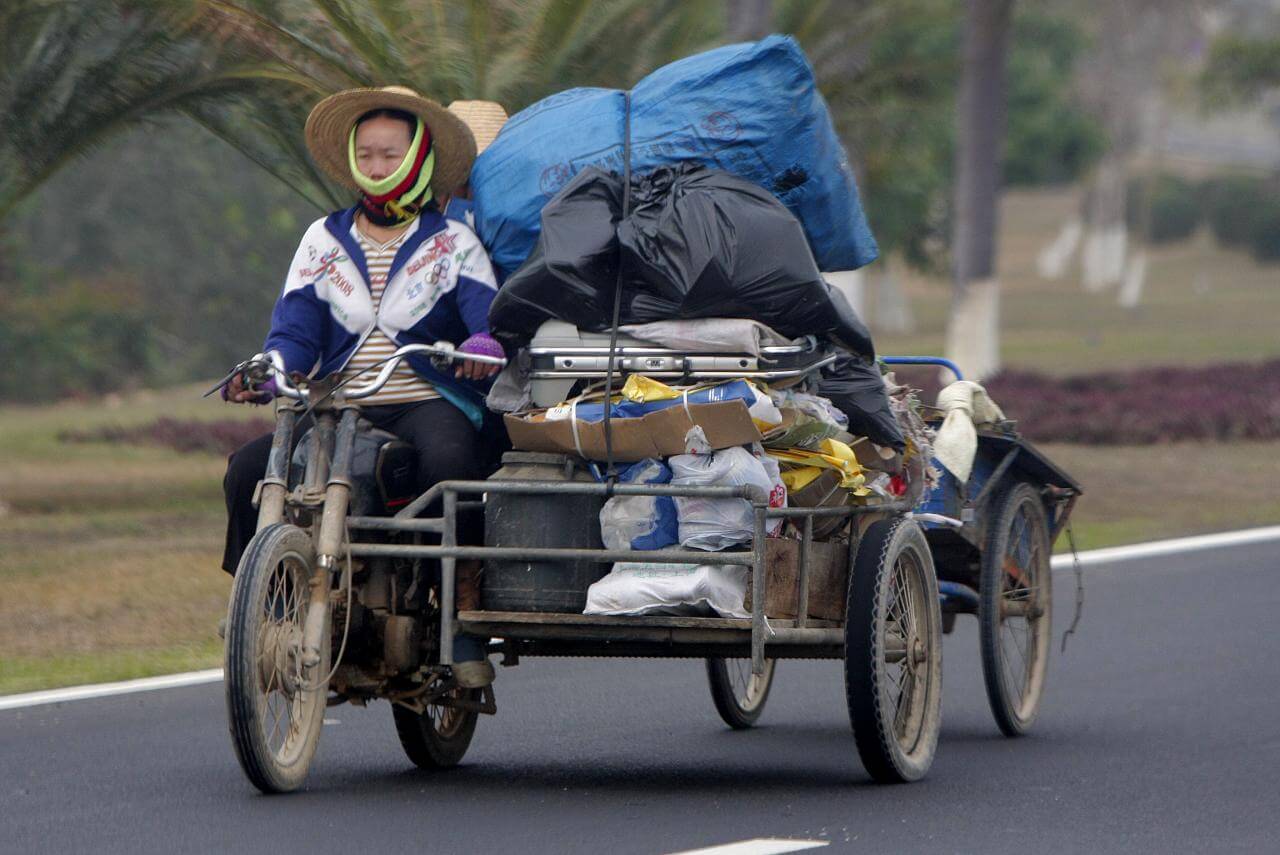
{"left": 845, "top": 518, "right": 943, "bottom": 784}
{"left": 980, "top": 482, "right": 1053, "bottom": 737}
{"left": 224, "top": 523, "right": 329, "bottom": 794}
{"left": 706, "top": 658, "right": 776, "bottom": 729}
{"left": 393, "top": 688, "right": 480, "bottom": 769}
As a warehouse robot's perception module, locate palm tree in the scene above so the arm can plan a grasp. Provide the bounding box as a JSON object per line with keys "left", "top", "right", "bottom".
{"left": 0, "top": 0, "right": 307, "bottom": 221}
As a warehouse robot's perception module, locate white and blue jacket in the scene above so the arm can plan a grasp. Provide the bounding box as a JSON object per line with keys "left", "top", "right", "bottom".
{"left": 264, "top": 206, "right": 499, "bottom": 422}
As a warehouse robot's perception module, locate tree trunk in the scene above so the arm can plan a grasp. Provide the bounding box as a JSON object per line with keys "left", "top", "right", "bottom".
{"left": 825, "top": 269, "right": 867, "bottom": 321}
{"left": 1081, "top": 153, "right": 1128, "bottom": 291}
{"left": 725, "top": 0, "right": 772, "bottom": 41}
{"left": 1036, "top": 217, "right": 1083, "bottom": 280}
{"left": 872, "top": 259, "right": 915, "bottom": 334}
{"left": 946, "top": 0, "right": 1014, "bottom": 382}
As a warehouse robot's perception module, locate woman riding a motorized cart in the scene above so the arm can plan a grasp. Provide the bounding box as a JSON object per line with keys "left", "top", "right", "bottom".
{"left": 219, "top": 86, "right": 508, "bottom": 688}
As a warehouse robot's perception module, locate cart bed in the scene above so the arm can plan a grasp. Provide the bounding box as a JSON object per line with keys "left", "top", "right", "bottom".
{"left": 458, "top": 610, "right": 845, "bottom": 660}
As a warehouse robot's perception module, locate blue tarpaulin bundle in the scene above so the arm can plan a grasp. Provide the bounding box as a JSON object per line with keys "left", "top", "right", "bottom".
{"left": 470, "top": 35, "right": 879, "bottom": 277}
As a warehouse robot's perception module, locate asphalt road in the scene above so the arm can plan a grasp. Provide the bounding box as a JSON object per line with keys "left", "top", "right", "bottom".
{"left": 3, "top": 541, "right": 1279, "bottom": 855}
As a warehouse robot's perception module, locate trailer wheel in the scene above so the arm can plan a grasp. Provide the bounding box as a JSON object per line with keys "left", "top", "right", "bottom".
{"left": 706, "top": 658, "right": 776, "bottom": 729}
{"left": 845, "top": 518, "right": 943, "bottom": 783}
{"left": 980, "top": 482, "right": 1053, "bottom": 737}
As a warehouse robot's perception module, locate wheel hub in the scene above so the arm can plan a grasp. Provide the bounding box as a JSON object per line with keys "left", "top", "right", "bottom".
{"left": 912, "top": 638, "right": 928, "bottom": 665}
{"left": 259, "top": 623, "right": 303, "bottom": 694}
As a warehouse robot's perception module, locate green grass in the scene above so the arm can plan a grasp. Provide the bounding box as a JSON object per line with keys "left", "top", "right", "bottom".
{"left": 0, "top": 641, "right": 224, "bottom": 696}
{"left": 1041, "top": 440, "right": 1280, "bottom": 554}
{"left": 877, "top": 190, "right": 1280, "bottom": 374}
{"left": 0, "top": 383, "right": 238, "bottom": 694}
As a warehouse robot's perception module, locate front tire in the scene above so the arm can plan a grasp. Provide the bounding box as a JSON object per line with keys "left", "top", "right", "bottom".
{"left": 706, "top": 658, "right": 776, "bottom": 729}
{"left": 224, "top": 524, "right": 329, "bottom": 794}
{"left": 844, "top": 518, "right": 943, "bottom": 783}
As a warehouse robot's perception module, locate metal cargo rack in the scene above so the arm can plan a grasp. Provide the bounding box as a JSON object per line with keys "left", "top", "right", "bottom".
{"left": 346, "top": 478, "right": 909, "bottom": 675}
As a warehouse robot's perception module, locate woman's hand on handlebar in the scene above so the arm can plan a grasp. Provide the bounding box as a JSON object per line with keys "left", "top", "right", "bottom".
{"left": 222, "top": 372, "right": 275, "bottom": 405}
{"left": 454, "top": 333, "right": 505, "bottom": 381}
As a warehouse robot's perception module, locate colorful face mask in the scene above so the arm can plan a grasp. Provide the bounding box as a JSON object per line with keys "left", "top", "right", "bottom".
{"left": 348, "top": 117, "right": 436, "bottom": 227}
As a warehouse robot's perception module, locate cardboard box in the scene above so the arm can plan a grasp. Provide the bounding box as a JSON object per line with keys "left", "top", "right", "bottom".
{"left": 848, "top": 436, "right": 903, "bottom": 474}
{"left": 504, "top": 399, "right": 763, "bottom": 462}
{"left": 786, "top": 468, "right": 852, "bottom": 539}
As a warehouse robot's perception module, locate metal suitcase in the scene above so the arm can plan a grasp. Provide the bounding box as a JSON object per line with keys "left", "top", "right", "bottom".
{"left": 526, "top": 320, "right": 836, "bottom": 406}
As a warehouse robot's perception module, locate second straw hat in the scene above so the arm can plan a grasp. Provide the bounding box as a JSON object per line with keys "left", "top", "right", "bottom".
{"left": 447, "top": 100, "right": 509, "bottom": 155}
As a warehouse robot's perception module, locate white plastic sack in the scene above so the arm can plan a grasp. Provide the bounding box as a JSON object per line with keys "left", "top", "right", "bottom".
{"left": 583, "top": 561, "right": 750, "bottom": 618}
{"left": 670, "top": 446, "right": 773, "bottom": 550}
{"left": 752, "top": 445, "right": 787, "bottom": 537}
{"left": 599, "top": 458, "right": 678, "bottom": 551}
{"left": 742, "top": 383, "right": 784, "bottom": 430}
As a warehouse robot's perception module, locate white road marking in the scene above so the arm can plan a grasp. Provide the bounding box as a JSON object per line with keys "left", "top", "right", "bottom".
{"left": 0, "top": 668, "right": 223, "bottom": 712}
{"left": 3, "top": 526, "right": 1278, "bottom": 713}
{"left": 1050, "top": 525, "right": 1280, "bottom": 570}
{"left": 667, "top": 840, "right": 828, "bottom": 855}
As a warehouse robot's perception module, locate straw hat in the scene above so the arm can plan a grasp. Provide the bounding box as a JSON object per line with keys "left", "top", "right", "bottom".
{"left": 305, "top": 85, "right": 477, "bottom": 197}
{"left": 447, "top": 100, "right": 509, "bottom": 154}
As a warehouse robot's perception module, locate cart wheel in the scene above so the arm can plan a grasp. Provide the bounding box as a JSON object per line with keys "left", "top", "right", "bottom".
{"left": 224, "top": 523, "right": 329, "bottom": 794}
{"left": 393, "top": 687, "right": 480, "bottom": 769}
{"left": 980, "top": 482, "right": 1053, "bottom": 737}
{"left": 845, "top": 518, "right": 943, "bottom": 784}
{"left": 705, "top": 658, "right": 776, "bottom": 729}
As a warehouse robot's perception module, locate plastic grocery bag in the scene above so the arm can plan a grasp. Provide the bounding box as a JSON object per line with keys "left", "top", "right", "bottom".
{"left": 490, "top": 165, "right": 877, "bottom": 358}
{"left": 670, "top": 446, "right": 773, "bottom": 550}
{"left": 471, "top": 36, "right": 878, "bottom": 277}
{"left": 752, "top": 445, "right": 787, "bottom": 537}
{"left": 583, "top": 561, "right": 750, "bottom": 618}
{"left": 598, "top": 458, "right": 679, "bottom": 551}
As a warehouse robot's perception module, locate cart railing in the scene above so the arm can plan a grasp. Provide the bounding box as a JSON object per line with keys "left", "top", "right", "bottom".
{"left": 344, "top": 478, "right": 908, "bottom": 675}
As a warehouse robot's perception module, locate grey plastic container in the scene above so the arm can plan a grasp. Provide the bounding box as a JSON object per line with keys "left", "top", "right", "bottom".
{"left": 482, "top": 452, "right": 609, "bottom": 613}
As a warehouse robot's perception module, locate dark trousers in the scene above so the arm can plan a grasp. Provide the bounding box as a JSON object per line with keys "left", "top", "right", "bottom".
{"left": 222, "top": 398, "right": 502, "bottom": 574}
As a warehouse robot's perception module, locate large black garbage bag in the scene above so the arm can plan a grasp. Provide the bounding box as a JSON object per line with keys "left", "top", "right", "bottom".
{"left": 489, "top": 164, "right": 875, "bottom": 359}
{"left": 819, "top": 353, "right": 905, "bottom": 451}
{"left": 617, "top": 165, "right": 874, "bottom": 357}
{"left": 488, "top": 168, "right": 623, "bottom": 350}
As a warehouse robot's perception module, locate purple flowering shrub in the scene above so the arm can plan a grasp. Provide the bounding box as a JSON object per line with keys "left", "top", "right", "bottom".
{"left": 894, "top": 360, "right": 1280, "bottom": 445}
{"left": 61, "top": 417, "right": 271, "bottom": 455}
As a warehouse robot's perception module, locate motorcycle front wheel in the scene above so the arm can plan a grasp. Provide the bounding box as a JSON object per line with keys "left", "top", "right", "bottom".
{"left": 224, "top": 523, "right": 330, "bottom": 794}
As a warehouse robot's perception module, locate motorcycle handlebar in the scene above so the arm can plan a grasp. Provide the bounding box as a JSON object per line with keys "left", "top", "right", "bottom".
{"left": 239, "top": 342, "right": 507, "bottom": 403}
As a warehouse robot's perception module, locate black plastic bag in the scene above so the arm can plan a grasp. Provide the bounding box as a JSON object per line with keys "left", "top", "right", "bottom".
{"left": 489, "top": 164, "right": 875, "bottom": 359}
{"left": 617, "top": 165, "right": 874, "bottom": 357}
{"left": 818, "top": 354, "right": 905, "bottom": 451}
{"left": 488, "top": 168, "right": 623, "bottom": 350}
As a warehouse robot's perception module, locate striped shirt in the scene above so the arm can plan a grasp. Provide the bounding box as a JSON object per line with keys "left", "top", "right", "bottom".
{"left": 343, "top": 227, "right": 441, "bottom": 405}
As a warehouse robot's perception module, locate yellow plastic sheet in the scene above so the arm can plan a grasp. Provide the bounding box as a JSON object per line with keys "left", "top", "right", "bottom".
{"left": 620, "top": 375, "right": 681, "bottom": 403}
{"left": 768, "top": 444, "right": 866, "bottom": 490}
{"left": 780, "top": 466, "right": 825, "bottom": 491}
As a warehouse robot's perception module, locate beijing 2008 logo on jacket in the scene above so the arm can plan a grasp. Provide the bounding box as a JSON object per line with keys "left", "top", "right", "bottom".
{"left": 263, "top": 206, "right": 498, "bottom": 400}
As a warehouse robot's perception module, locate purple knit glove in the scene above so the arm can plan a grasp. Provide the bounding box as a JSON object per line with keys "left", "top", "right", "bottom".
{"left": 222, "top": 375, "right": 277, "bottom": 405}
{"left": 457, "top": 332, "right": 506, "bottom": 362}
